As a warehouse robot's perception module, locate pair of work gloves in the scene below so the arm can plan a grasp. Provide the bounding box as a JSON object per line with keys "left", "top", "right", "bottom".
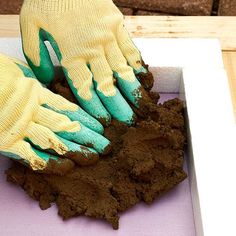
{"left": 0, "top": 0, "right": 150, "bottom": 174}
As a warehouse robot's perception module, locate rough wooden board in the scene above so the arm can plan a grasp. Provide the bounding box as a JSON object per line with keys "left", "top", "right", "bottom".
{"left": 0, "top": 15, "right": 236, "bottom": 51}
{"left": 0, "top": 15, "right": 20, "bottom": 37}
{"left": 125, "top": 16, "right": 236, "bottom": 51}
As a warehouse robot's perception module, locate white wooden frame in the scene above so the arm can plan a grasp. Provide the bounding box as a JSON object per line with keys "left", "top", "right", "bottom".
{"left": 134, "top": 38, "right": 236, "bottom": 236}
{"left": 0, "top": 38, "right": 235, "bottom": 236}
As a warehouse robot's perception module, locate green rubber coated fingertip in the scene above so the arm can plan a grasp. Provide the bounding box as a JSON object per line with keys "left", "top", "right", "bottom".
{"left": 96, "top": 88, "right": 135, "bottom": 125}
{"left": 57, "top": 124, "right": 111, "bottom": 154}
{"left": 42, "top": 104, "right": 104, "bottom": 134}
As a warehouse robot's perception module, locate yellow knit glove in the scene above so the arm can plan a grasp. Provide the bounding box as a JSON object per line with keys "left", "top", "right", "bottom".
{"left": 20, "top": 0, "right": 149, "bottom": 125}
{"left": 0, "top": 54, "right": 110, "bottom": 174}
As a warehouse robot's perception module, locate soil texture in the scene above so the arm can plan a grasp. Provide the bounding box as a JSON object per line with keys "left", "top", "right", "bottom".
{"left": 6, "top": 68, "right": 187, "bottom": 229}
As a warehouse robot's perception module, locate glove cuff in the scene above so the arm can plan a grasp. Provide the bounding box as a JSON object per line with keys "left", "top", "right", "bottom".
{"left": 22, "top": 0, "right": 96, "bottom": 13}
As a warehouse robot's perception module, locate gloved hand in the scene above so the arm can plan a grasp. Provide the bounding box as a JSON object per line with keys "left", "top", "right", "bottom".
{"left": 20, "top": 0, "right": 150, "bottom": 125}
{"left": 0, "top": 54, "right": 110, "bottom": 174}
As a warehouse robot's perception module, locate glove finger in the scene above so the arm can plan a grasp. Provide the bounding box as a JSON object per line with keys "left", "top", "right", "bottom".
{"left": 35, "top": 106, "right": 81, "bottom": 133}
{"left": 1, "top": 140, "right": 74, "bottom": 174}
{"left": 24, "top": 122, "right": 99, "bottom": 166}
{"left": 35, "top": 107, "right": 110, "bottom": 154}
{"left": 105, "top": 42, "right": 143, "bottom": 107}
{"left": 89, "top": 54, "right": 135, "bottom": 125}
{"left": 57, "top": 123, "right": 111, "bottom": 155}
{"left": 61, "top": 59, "right": 111, "bottom": 125}
{"left": 39, "top": 88, "right": 104, "bottom": 134}
{"left": 7, "top": 56, "right": 37, "bottom": 79}
{"left": 25, "top": 121, "right": 69, "bottom": 155}
{"left": 20, "top": 13, "right": 55, "bottom": 85}
{"left": 89, "top": 52, "right": 116, "bottom": 97}
{"left": 116, "top": 24, "right": 147, "bottom": 74}
{"left": 56, "top": 136, "right": 99, "bottom": 166}
{"left": 0, "top": 54, "right": 34, "bottom": 85}
{"left": 31, "top": 146, "right": 75, "bottom": 175}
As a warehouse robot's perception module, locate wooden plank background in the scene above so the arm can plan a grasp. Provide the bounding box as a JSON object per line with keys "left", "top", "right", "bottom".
{"left": 0, "top": 15, "right": 235, "bottom": 118}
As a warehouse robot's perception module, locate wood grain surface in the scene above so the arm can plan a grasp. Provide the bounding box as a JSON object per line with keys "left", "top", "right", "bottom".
{"left": 223, "top": 51, "right": 236, "bottom": 117}
{"left": 0, "top": 15, "right": 235, "bottom": 118}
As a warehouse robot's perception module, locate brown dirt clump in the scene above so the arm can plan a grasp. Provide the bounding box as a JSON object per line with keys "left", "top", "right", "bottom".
{"left": 6, "top": 69, "right": 187, "bottom": 229}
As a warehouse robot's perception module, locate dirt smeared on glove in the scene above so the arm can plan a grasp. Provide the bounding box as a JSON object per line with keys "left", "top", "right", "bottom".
{"left": 6, "top": 68, "right": 187, "bottom": 229}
